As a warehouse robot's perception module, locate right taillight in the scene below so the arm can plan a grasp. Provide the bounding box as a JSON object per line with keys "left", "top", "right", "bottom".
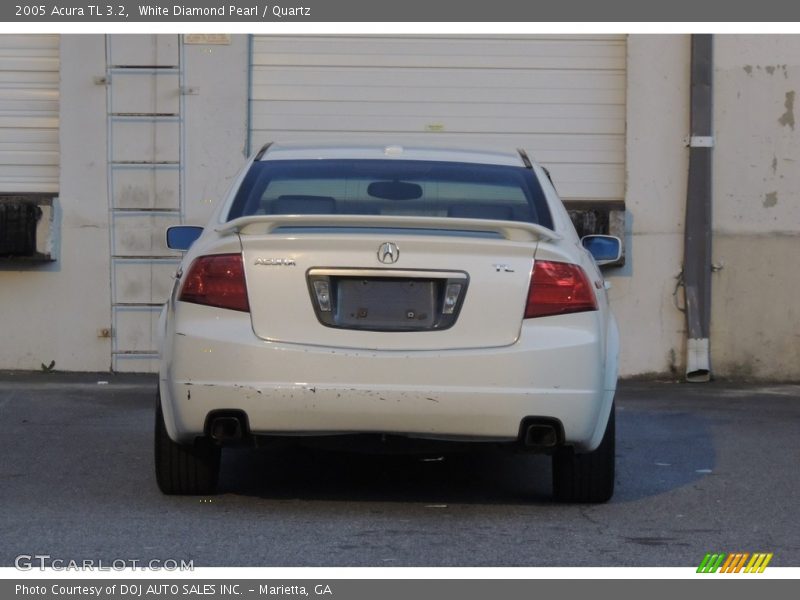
{"left": 524, "top": 260, "right": 597, "bottom": 319}
{"left": 179, "top": 254, "right": 250, "bottom": 312}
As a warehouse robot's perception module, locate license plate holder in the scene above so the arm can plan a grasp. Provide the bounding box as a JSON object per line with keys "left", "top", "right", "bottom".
{"left": 335, "top": 277, "right": 437, "bottom": 330}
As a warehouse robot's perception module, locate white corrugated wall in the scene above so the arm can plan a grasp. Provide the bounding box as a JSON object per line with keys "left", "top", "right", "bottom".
{"left": 249, "top": 35, "right": 626, "bottom": 202}
{"left": 0, "top": 34, "right": 59, "bottom": 193}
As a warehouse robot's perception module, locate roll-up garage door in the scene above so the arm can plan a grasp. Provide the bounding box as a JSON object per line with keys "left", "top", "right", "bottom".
{"left": 249, "top": 35, "right": 625, "bottom": 202}
{"left": 0, "top": 34, "right": 59, "bottom": 194}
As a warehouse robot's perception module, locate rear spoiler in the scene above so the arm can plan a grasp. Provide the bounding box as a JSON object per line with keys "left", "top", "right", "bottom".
{"left": 216, "top": 214, "right": 561, "bottom": 242}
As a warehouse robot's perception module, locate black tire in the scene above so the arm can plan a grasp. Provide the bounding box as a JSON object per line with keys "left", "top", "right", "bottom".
{"left": 155, "top": 395, "right": 220, "bottom": 495}
{"left": 552, "top": 402, "right": 615, "bottom": 503}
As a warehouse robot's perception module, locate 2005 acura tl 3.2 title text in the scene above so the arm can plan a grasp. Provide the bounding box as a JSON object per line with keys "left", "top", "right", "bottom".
{"left": 15, "top": 4, "right": 312, "bottom": 17}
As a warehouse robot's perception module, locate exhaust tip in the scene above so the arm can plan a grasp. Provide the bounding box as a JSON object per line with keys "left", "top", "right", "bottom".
{"left": 518, "top": 417, "right": 563, "bottom": 450}
{"left": 209, "top": 416, "right": 243, "bottom": 442}
{"left": 524, "top": 424, "right": 558, "bottom": 448}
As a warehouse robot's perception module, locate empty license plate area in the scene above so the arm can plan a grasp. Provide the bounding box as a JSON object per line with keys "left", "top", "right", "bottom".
{"left": 307, "top": 269, "right": 468, "bottom": 331}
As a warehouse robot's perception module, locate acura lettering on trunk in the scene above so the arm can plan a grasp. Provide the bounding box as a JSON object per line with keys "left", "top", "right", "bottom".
{"left": 254, "top": 257, "right": 296, "bottom": 266}
{"left": 156, "top": 143, "right": 622, "bottom": 502}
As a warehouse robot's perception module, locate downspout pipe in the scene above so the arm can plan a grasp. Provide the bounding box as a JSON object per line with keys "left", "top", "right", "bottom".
{"left": 684, "top": 34, "right": 713, "bottom": 382}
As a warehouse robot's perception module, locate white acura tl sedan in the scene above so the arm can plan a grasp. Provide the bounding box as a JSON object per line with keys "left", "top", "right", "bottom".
{"left": 156, "top": 143, "right": 621, "bottom": 502}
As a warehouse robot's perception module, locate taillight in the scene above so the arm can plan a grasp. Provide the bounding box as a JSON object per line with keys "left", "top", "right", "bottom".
{"left": 524, "top": 260, "right": 597, "bottom": 318}
{"left": 179, "top": 254, "right": 249, "bottom": 312}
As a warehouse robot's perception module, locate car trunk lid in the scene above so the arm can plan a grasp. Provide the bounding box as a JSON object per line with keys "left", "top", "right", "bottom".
{"left": 230, "top": 216, "right": 557, "bottom": 351}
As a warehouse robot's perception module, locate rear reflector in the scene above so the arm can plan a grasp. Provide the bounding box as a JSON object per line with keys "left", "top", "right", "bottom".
{"left": 524, "top": 260, "right": 597, "bottom": 319}
{"left": 179, "top": 254, "right": 250, "bottom": 312}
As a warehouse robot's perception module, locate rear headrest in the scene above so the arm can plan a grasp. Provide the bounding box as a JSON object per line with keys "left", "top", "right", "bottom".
{"left": 448, "top": 203, "right": 514, "bottom": 220}
{"left": 271, "top": 195, "right": 336, "bottom": 214}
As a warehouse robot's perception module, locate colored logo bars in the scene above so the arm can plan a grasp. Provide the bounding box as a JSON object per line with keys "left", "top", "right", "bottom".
{"left": 697, "top": 552, "right": 773, "bottom": 573}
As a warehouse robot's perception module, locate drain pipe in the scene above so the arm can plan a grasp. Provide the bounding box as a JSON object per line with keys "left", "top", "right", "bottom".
{"left": 683, "top": 34, "right": 713, "bottom": 382}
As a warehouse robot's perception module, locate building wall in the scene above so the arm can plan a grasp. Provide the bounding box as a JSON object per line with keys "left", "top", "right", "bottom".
{"left": 614, "top": 34, "right": 800, "bottom": 380}
{"left": 104, "top": 35, "right": 249, "bottom": 373}
{"left": 0, "top": 36, "right": 110, "bottom": 372}
{"left": 1, "top": 34, "right": 798, "bottom": 380}
{"left": 711, "top": 35, "right": 800, "bottom": 379}
{"left": 0, "top": 35, "right": 248, "bottom": 372}
{"left": 612, "top": 35, "right": 690, "bottom": 377}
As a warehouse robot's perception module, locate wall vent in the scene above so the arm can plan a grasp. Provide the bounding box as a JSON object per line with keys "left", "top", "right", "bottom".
{"left": 0, "top": 195, "right": 57, "bottom": 263}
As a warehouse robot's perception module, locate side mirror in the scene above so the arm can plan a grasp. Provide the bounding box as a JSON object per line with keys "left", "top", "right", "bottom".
{"left": 581, "top": 235, "right": 622, "bottom": 267}
{"left": 166, "top": 226, "right": 203, "bottom": 251}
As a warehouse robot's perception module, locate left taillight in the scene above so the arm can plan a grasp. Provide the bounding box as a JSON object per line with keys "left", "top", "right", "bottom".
{"left": 178, "top": 254, "right": 250, "bottom": 312}
{"left": 524, "top": 260, "right": 597, "bottom": 319}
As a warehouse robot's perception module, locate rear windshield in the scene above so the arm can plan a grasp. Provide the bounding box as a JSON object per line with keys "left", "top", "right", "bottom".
{"left": 227, "top": 159, "right": 553, "bottom": 229}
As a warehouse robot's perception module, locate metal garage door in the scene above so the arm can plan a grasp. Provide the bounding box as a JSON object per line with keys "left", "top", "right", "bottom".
{"left": 249, "top": 35, "right": 626, "bottom": 202}
{"left": 0, "top": 34, "right": 59, "bottom": 193}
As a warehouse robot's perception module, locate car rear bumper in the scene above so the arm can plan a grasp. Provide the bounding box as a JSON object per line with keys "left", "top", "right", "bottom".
{"left": 159, "top": 304, "right": 616, "bottom": 451}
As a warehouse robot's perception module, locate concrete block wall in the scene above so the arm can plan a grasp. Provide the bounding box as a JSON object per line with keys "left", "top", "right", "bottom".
{"left": 611, "top": 35, "right": 690, "bottom": 377}
{"left": 0, "top": 35, "right": 248, "bottom": 372}
{"left": 0, "top": 36, "right": 110, "bottom": 371}
{"left": 710, "top": 35, "right": 800, "bottom": 379}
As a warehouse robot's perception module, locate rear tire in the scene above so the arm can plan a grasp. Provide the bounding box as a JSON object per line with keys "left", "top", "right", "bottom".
{"left": 155, "top": 395, "right": 220, "bottom": 495}
{"left": 552, "top": 402, "right": 615, "bottom": 503}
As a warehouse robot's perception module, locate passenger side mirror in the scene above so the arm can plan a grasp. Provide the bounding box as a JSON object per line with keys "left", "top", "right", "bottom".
{"left": 166, "top": 226, "right": 203, "bottom": 251}
{"left": 581, "top": 235, "right": 622, "bottom": 267}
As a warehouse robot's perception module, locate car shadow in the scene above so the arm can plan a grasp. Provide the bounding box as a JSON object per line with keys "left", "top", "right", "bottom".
{"left": 613, "top": 403, "right": 717, "bottom": 503}
{"left": 216, "top": 403, "right": 716, "bottom": 505}
{"left": 219, "top": 443, "right": 554, "bottom": 504}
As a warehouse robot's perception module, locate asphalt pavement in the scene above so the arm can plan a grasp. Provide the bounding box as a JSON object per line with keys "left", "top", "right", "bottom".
{"left": 0, "top": 372, "right": 798, "bottom": 567}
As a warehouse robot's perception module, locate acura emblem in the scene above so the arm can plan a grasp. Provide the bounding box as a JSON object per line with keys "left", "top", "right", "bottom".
{"left": 377, "top": 242, "right": 400, "bottom": 264}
